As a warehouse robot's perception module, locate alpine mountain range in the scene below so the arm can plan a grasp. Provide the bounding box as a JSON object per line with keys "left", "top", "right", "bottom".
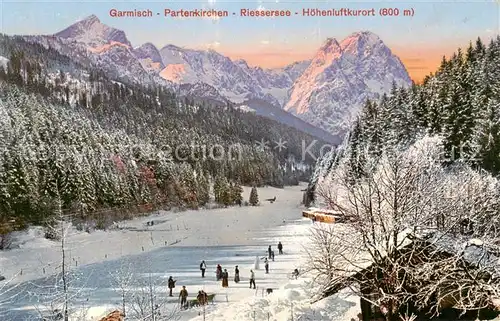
{"left": 19, "top": 14, "right": 412, "bottom": 141}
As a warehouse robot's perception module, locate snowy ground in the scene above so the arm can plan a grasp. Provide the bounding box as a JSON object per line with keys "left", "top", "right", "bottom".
{"left": 189, "top": 281, "right": 361, "bottom": 321}
{"left": 0, "top": 184, "right": 361, "bottom": 321}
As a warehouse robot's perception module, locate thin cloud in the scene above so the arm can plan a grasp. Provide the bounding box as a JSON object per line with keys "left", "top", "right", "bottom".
{"left": 206, "top": 41, "right": 221, "bottom": 49}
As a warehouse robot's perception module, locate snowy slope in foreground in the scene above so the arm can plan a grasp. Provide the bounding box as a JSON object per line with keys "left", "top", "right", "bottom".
{"left": 188, "top": 281, "right": 360, "bottom": 321}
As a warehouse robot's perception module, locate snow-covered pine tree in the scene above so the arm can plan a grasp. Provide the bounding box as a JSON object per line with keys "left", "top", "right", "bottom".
{"left": 346, "top": 119, "right": 365, "bottom": 182}
{"left": 393, "top": 87, "right": 417, "bottom": 145}
{"left": 441, "top": 51, "right": 475, "bottom": 161}
{"left": 249, "top": 186, "right": 259, "bottom": 206}
{"left": 232, "top": 181, "right": 243, "bottom": 206}
{"left": 178, "top": 163, "right": 198, "bottom": 209}
{"left": 359, "top": 99, "right": 383, "bottom": 157}
{"left": 213, "top": 175, "right": 224, "bottom": 204}
{"left": 379, "top": 83, "right": 398, "bottom": 145}
{"left": 472, "top": 94, "right": 500, "bottom": 174}
{"left": 220, "top": 177, "right": 232, "bottom": 206}
{"left": 409, "top": 83, "right": 429, "bottom": 131}
{"left": 196, "top": 170, "right": 210, "bottom": 206}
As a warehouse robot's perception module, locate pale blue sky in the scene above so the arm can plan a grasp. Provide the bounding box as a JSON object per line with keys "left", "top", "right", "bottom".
{"left": 1, "top": 0, "right": 499, "bottom": 80}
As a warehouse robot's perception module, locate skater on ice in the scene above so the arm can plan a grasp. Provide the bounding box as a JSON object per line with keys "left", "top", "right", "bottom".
{"left": 249, "top": 269, "right": 256, "bottom": 289}
{"left": 179, "top": 285, "right": 188, "bottom": 309}
{"left": 271, "top": 250, "right": 275, "bottom": 261}
{"left": 168, "top": 276, "right": 176, "bottom": 297}
{"left": 268, "top": 245, "right": 272, "bottom": 259}
{"left": 221, "top": 269, "right": 229, "bottom": 288}
{"left": 234, "top": 265, "right": 240, "bottom": 283}
{"left": 264, "top": 258, "right": 269, "bottom": 274}
{"left": 216, "top": 264, "right": 222, "bottom": 281}
{"left": 278, "top": 241, "right": 283, "bottom": 254}
{"left": 292, "top": 268, "right": 299, "bottom": 279}
{"left": 200, "top": 260, "right": 206, "bottom": 278}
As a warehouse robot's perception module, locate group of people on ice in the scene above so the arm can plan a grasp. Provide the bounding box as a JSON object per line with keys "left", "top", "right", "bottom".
{"left": 263, "top": 242, "right": 283, "bottom": 273}
{"left": 167, "top": 277, "right": 210, "bottom": 310}
{"left": 215, "top": 264, "right": 231, "bottom": 287}
{"left": 201, "top": 241, "right": 287, "bottom": 289}
{"left": 167, "top": 241, "right": 293, "bottom": 310}
{"left": 167, "top": 277, "right": 190, "bottom": 309}
{"left": 213, "top": 263, "right": 239, "bottom": 287}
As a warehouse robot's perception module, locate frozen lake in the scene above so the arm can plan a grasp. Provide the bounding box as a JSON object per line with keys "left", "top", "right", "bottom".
{"left": 2, "top": 218, "right": 312, "bottom": 321}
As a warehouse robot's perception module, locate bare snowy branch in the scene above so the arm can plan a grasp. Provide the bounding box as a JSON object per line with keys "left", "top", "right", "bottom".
{"left": 312, "top": 136, "right": 500, "bottom": 318}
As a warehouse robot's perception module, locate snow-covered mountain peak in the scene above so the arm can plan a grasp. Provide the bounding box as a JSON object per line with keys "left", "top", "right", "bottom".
{"left": 342, "top": 31, "right": 381, "bottom": 46}
{"left": 321, "top": 37, "right": 340, "bottom": 49}
{"left": 285, "top": 37, "right": 344, "bottom": 115}
{"left": 313, "top": 37, "right": 343, "bottom": 66}
{"left": 78, "top": 14, "right": 100, "bottom": 25}
{"left": 319, "top": 37, "right": 341, "bottom": 53}
{"left": 136, "top": 42, "right": 158, "bottom": 51}
{"left": 234, "top": 59, "right": 250, "bottom": 69}
{"left": 285, "top": 32, "right": 411, "bottom": 135}
{"left": 55, "top": 14, "right": 131, "bottom": 48}
{"left": 161, "top": 44, "right": 183, "bottom": 51}
{"left": 135, "top": 42, "right": 161, "bottom": 60}
{"left": 340, "top": 31, "right": 384, "bottom": 57}
{"left": 134, "top": 42, "right": 164, "bottom": 72}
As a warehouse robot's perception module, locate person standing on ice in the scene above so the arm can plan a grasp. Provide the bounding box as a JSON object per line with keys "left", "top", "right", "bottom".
{"left": 268, "top": 245, "right": 272, "bottom": 259}
{"left": 168, "top": 276, "right": 176, "bottom": 297}
{"left": 200, "top": 260, "right": 207, "bottom": 278}
{"left": 271, "top": 250, "right": 275, "bottom": 261}
{"left": 179, "top": 285, "right": 188, "bottom": 309}
{"left": 249, "top": 269, "right": 256, "bottom": 289}
{"left": 234, "top": 265, "right": 240, "bottom": 283}
{"left": 197, "top": 290, "right": 207, "bottom": 305}
{"left": 278, "top": 242, "right": 283, "bottom": 254}
{"left": 264, "top": 258, "right": 269, "bottom": 274}
{"left": 216, "top": 264, "right": 222, "bottom": 281}
{"left": 222, "top": 269, "right": 229, "bottom": 288}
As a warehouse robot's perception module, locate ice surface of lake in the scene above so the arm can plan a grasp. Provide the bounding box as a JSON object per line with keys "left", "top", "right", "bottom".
{"left": 0, "top": 185, "right": 315, "bottom": 320}
{"left": 3, "top": 218, "right": 311, "bottom": 320}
